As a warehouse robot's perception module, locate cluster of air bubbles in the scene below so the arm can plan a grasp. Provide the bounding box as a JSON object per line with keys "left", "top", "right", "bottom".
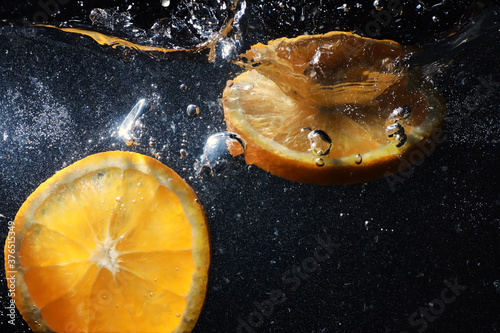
{"left": 385, "top": 105, "right": 411, "bottom": 148}
{"left": 301, "top": 127, "right": 332, "bottom": 167}
{"left": 197, "top": 132, "right": 247, "bottom": 177}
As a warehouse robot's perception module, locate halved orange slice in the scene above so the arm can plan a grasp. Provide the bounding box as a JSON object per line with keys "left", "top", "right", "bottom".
{"left": 4, "top": 151, "right": 210, "bottom": 332}
{"left": 223, "top": 31, "right": 446, "bottom": 185}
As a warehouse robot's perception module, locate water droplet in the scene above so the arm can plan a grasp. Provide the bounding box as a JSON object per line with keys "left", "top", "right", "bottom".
{"left": 149, "top": 292, "right": 154, "bottom": 297}
{"left": 102, "top": 295, "right": 107, "bottom": 300}
{"left": 355, "top": 154, "right": 362, "bottom": 165}
{"left": 186, "top": 104, "right": 200, "bottom": 117}
{"left": 315, "top": 158, "right": 325, "bottom": 167}
{"left": 161, "top": 0, "right": 170, "bottom": 7}
{"left": 115, "top": 196, "right": 122, "bottom": 202}
{"left": 180, "top": 149, "right": 187, "bottom": 158}
{"left": 116, "top": 304, "right": 119, "bottom": 308}
{"left": 154, "top": 277, "right": 158, "bottom": 282}
{"left": 432, "top": 16, "right": 439, "bottom": 22}
{"left": 198, "top": 132, "right": 247, "bottom": 177}
{"left": 180, "top": 83, "right": 187, "bottom": 91}
{"left": 175, "top": 313, "right": 181, "bottom": 317}
{"left": 137, "top": 182, "right": 142, "bottom": 188}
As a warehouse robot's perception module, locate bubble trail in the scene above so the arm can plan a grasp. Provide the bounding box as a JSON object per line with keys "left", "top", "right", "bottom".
{"left": 118, "top": 98, "right": 148, "bottom": 144}
{"left": 385, "top": 106, "right": 410, "bottom": 148}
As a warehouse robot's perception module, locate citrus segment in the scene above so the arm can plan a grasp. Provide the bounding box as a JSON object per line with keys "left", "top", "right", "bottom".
{"left": 5, "top": 151, "right": 210, "bottom": 332}
{"left": 223, "top": 31, "right": 446, "bottom": 184}
{"left": 23, "top": 261, "right": 93, "bottom": 308}
{"left": 119, "top": 250, "right": 195, "bottom": 296}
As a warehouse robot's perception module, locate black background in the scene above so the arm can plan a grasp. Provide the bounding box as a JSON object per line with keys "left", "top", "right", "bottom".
{"left": 0, "top": 1, "right": 499, "bottom": 332}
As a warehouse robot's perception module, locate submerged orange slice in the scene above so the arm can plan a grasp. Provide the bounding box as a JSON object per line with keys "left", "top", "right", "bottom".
{"left": 223, "top": 31, "right": 446, "bottom": 185}
{"left": 4, "top": 151, "right": 210, "bottom": 332}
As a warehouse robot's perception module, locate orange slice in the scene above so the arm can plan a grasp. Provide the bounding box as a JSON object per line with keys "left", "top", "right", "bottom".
{"left": 4, "top": 151, "right": 210, "bottom": 332}
{"left": 223, "top": 31, "right": 446, "bottom": 185}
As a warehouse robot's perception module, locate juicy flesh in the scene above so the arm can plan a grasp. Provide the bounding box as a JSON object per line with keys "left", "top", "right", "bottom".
{"left": 231, "top": 70, "right": 429, "bottom": 158}
{"left": 19, "top": 167, "right": 194, "bottom": 332}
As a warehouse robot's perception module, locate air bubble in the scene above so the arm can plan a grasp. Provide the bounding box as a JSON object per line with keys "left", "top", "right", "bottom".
{"left": 186, "top": 104, "right": 200, "bottom": 117}
{"left": 355, "top": 154, "right": 362, "bottom": 165}
{"left": 315, "top": 158, "right": 325, "bottom": 167}
{"left": 386, "top": 105, "right": 411, "bottom": 125}
{"left": 180, "top": 149, "right": 187, "bottom": 158}
{"left": 386, "top": 123, "right": 407, "bottom": 148}
{"left": 302, "top": 127, "right": 332, "bottom": 157}
{"left": 394, "top": 133, "right": 407, "bottom": 147}
{"left": 198, "top": 132, "right": 247, "bottom": 177}
{"left": 386, "top": 123, "right": 404, "bottom": 137}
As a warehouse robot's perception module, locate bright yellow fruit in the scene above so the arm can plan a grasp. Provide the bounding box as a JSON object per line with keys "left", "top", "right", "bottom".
{"left": 5, "top": 151, "right": 210, "bottom": 332}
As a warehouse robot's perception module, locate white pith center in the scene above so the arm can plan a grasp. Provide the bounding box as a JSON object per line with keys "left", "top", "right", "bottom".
{"left": 92, "top": 236, "right": 121, "bottom": 275}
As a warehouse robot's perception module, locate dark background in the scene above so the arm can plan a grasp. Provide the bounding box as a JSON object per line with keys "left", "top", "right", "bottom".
{"left": 0, "top": 1, "right": 499, "bottom": 332}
